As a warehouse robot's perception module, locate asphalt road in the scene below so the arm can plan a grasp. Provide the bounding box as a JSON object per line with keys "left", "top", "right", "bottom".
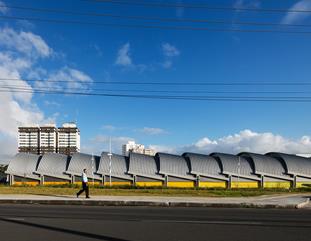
{"left": 0, "top": 205, "right": 311, "bottom": 241}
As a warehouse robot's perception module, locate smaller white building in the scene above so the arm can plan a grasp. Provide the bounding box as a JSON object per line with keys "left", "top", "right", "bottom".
{"left": 122, "top": 141, "right": 156, "bottom": 156}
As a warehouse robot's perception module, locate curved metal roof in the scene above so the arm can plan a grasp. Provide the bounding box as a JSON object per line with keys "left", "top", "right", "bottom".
{"left": 183, "top": 153, "right": 227, "bottom": 180}
{"left": 239, "top": 152, "right": 291, "bottom": 180}
{"left": 36, "top": 153, "right": 71, "bottom": 180}
{"left": 97, "top": 152, "right": 132, "bottom": 180}
{"left": 6, "top": 153, "right": 40, "bottom": 180}
{"left": 211, "top": 153, "right": 260, "bottom": 180}
{"left": 266, "top": 152, "right": 311, "bottom": 178}
{"left": 128, "top": 152, "right": 164, "bottom": 180}
{"left": 156, "top": 153, "right": 195, "bottom": 180}
{"left": 66, "top": 153, "right": 101, "bottom": 180}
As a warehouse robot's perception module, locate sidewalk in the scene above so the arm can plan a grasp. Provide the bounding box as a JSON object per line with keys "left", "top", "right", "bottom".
{"left": 0, "top": 193, "right": 309, "bottom": 209}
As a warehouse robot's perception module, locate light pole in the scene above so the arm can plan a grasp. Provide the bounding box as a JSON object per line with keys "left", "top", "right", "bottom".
{"left": 108, "top": 137, "right": 112, "bottom": 187}
{"left": 237, "top": 156, "right": 241, "bottom": 188}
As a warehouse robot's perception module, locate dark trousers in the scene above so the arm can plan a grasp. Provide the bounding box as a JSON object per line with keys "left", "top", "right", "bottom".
{"left": 77, "top": 182, "right": 89, "bottom": 198}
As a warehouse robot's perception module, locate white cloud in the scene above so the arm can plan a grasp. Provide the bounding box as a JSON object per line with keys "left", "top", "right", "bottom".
{"left": 139, "top": 127, "right": 168, "bottom": 135}
{"left": 233, "top": 0, "right": 261, "bottom": 9}
{"left": 102, "top": 125, "right": 118, "bottom": 131}
{"left": 0, "top": 0, "right": 8, "bottom": 14}
{"left": 0, "top": 27, "right": 52, "bottom": 58}
{"left": 162, "top": 43, "right": 180, "bottom": 57}
{"left": 151, "top": 130, "right": 311, "bottom": 155}
{"left": 282, "top": 0, "right": 311, "bottom": 24}
{"left": 115, "top": 43, "right": 132, "bottom": 66}
{"left": 34, "top": 67, "right": 93, "bottom": 91}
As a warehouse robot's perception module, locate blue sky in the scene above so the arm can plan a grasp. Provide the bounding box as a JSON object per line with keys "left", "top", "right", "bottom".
{"left": 1, "top": 0, "right": 311, "bottom": 161}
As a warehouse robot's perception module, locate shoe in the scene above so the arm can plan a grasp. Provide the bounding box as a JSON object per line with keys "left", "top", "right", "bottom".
{"left": 86, "top": 196, "right": 90, "bottom": 199}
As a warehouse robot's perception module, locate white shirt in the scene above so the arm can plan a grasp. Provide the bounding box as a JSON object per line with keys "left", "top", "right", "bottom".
{"left": 82, "top": 172, "right": 88, "bottom": 183}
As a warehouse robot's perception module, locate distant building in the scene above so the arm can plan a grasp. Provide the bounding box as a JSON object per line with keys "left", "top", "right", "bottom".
{"left": 18, "top": 125, "right": 40, "bottom": 155}
{"left": 18, "top": 122, "right": 80, "bottom": 156}
{"left": 58, "top": 123, "right": 80, "bottom": 155}
{"left": 122, "top": 141, "right": 156, "bottom": 156}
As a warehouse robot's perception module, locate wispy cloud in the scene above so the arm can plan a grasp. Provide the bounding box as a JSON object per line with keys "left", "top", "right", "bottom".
{"left": 0, "top": 1, "right": 8, "bottom": 14}
{"left": 102, "top": 125, "right": 119, "bottom": 131}
{"left": 115, "top": 42, "right": 132, "bottom": 66}
{"left": 139, "top": 127, "right": 168, "bottom": 135}
{"left": 282, "top": 0, "right": 311, "bottom": 24}
{"left": 162, "top": 43, "right": 180, "bottom": 57}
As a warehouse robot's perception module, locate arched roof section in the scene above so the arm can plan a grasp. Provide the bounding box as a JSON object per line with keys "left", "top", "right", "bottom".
{"left": 6, "top": 153, "right": 40, "bottom": 180}
{"left": 183, "top": 153, "right": 227, "bottom": 180}
{"left": 210, "top": 153, "right": 260, "bottom": 180}
{"left": 156, "top": 153, "right": 195, "bottom": 180}
{"left": 36, "top": 153, "right": 71, "bottom": 180}
{"left": 266, "top": 152, "right": 311, "bottom": 178}
{"left": 239, "top": 152, "right": 291, "bottom": 180}
{"left": 128, "top": 152, "right": 163, "bottom": 180}
{"left": 97, "top": 152, "right": 132, "bottom": 180}
{"left": 66, "top": 153, "right": 101, "bottom": 180}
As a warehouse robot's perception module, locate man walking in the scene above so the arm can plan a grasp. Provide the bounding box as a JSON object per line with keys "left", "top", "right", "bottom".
{"left": 76, "top": 169, "right": 90, "bottom": 198}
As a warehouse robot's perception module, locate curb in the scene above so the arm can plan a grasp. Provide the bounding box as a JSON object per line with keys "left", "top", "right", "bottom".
{"left": 0, "top": 199, "right": 309, "bottom": 209}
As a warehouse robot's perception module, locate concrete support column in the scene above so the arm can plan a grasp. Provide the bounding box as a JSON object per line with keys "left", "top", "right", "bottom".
{"left": 40, "top": 175, "right": 45, "bottom": 185}
{"left": 71, "top": 175, "right": 75, "bottom": 184}
{"left": 133, "top": 175, "right": 137, "bottom": 186}
{"left": 227, "top": 175, "right": 232, "bottom": 189}
{"left": 261, "top": 176, "right": 264, "bottom": 189}
{"left": 103, "top": 175, "right": 106, "bottom": 186}
{"left": 293, "top": 175, "right": 297, "bottom": 189}
{"left": 196, "top": 176, "right": 200, "bottom": 188}
{"left": 8, "top": 174, "right": 13, "bottom": 185}
{"left": 164, "top": 175, "right": 168, "bottom": 187}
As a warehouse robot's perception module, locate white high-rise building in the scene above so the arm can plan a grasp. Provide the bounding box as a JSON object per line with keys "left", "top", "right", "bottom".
{"left": 122, "top": 141, "right": 156, "bottom": 156}
{"left": 39, "top": 124, "right": 58, "bottom": 154}
{"left": 18, "top": 125, "right": 40, "bottom": 154}
{"left": 57, "top": 122, "right": 80, "bottom": 155}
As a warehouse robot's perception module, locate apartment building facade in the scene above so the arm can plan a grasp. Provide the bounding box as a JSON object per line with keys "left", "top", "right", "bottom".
{"left": 18, "top": 123, "right": 80, "bottom": 156}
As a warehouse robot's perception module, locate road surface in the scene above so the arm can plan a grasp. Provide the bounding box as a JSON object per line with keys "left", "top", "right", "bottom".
{"left": 0, "top": 204, "right": 311, "bottom": 241}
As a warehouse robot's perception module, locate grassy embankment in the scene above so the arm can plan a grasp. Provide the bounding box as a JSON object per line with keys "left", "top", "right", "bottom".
{"left": 0, "top": 184, "right": 311, "bottom": 197}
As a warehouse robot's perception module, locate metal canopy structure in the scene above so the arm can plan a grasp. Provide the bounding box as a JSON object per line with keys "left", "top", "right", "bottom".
{"left": 183, "top": 152, "right": 227, "bottom": 180}
{"left": 128, "top": 152, "right": 164, "bottom": 180}
{"left": 211, "top": 153, "right": 260, "bottom": 180}
{"left": 267, "top": 152, "right": 311, "bottom": 178}
{"left": 5, "top": 153, "right": 41, "bottom": 180}
{"left": 35, "top": 153, "right": 71, "bottom": 180}
{"left": 66, "top": 152, "right": 101, "bottom": 180}
{"left": 239, "top": 152, "right": 292, "bottom": 180}
{"left": 157, "top": 153, "right": 195, "bottom": 180}
{"left": 97, "top": 152, "right": 132, "bottom": 180}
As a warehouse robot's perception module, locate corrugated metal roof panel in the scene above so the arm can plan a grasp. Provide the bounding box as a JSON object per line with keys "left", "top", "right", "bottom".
{"left": 157, "top": 153, "right": 195, "bottom": 180}
{"left": 97, "top": 152, "right": 132, "bottom": 180}
{"left": 183, "top": 153, "right": 227, "bottom": 180}
{"left": 211, "top": 153, "right": 260, "bottom": 180}
{"left": 128, "top": 152, "right": 163, "bottom": 180}
{"left": 36, "top": 153, "right": 71, "bottom": 180}
{"left": 267, "top": 152, "right": 311, "bottom": 178}
{"left": 6, "top": 153, "right": 40, "bottom": 180}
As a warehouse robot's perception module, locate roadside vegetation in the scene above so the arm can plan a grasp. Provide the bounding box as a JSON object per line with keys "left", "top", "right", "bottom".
{"left": 0, "top": 184, "right": 310, "bottom": 197}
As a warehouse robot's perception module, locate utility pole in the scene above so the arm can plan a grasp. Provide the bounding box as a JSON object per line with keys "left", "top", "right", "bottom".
{"left": 108, "top": 137, "right": 112, "bottom": 187}
{"left": 237, "top": 156, "right": 241, "bottom": 188}
{"left": 91, "top": 152, "right": 94, "bottom": 186}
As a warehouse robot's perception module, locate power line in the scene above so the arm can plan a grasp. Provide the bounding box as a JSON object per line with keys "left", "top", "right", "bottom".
{"left": 85, "top": 0, "right": 311, "bottom": 13}
{"left": 2, "top": 15, "right": 311, "bottom": 34}
{"left": 2, "top": 87, "right": 311, "bottom": 102}
{"left": 1, "top": 77, "right": 311, "bottom": 86}
{"left": 2, "top": 83, "right": 311, "bottom": 95}
{"left": 0, "top": 87, "right": 311, "bottom": 102}
{"left": 2, "top": 5, "right": 311, "bottom": 28}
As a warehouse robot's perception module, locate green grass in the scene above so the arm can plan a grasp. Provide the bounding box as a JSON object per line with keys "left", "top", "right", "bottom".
{"left": 0, "top": 185, "right": 311, "bottom": 197}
